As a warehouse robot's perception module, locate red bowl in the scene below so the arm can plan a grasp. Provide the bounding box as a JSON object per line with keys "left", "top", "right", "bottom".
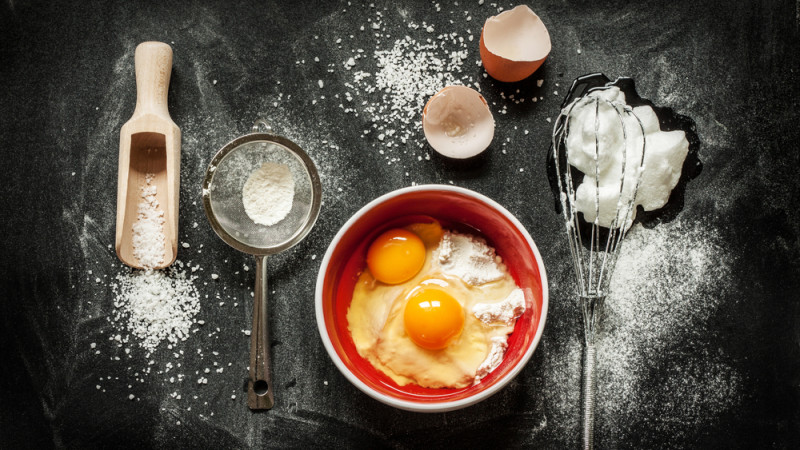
{"left": 315, "top": 185, "right": 548, "bottom": 412}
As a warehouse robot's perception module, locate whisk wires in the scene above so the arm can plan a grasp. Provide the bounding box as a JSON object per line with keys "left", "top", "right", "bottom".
{"left": 552, "top": 92, "right": 647, "bottom": 298}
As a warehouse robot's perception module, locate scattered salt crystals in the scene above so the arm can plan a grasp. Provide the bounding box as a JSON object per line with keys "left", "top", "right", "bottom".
{"left": 342, "top": 31, "right": 472, "bottom": 149}
{"left": 211, "top": 274, "right": 219, "bottom": 280}
{"left": 537, "top": 79, "right": 544, "bottom": 87}
{"left": 111, "top": 261, "right": 200, "bottom": 353}
{"left": 131, "top": 173, "right": 166, "bottom": 269}
{"left": 181, "top": 242, "right": 190, "bottom": 248}
{"left": 318, "top": 79, "right": 324, "bottom": 88}
{"left": 128, "top": 394, "right": 135, "bottom": 400}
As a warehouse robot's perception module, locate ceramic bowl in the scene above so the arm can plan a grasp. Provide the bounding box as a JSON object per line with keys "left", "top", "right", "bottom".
{"left": 315, "top": 185, "right": 548, "bottom": 412}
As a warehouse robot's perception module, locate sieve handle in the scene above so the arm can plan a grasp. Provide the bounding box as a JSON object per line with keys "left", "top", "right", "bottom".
{"left": 248, "top": 254, "right": 274, "bottom": 409}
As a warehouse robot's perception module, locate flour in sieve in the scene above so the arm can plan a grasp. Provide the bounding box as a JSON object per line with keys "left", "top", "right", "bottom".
{"left": 242, "top": 162, "right": 294, "bottom": 226}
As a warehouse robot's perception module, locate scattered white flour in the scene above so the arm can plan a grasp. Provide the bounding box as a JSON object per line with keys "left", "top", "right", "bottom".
{"left": 112, "top": 261, "right": 200, "bottom": 354}
{"left": 242, "top": 162, "right": 294, "bottom": 226}
{"left": 434, "top": 231, "right": 505, "bottom": 285}
{"left": 472, "top": 288, "right": 525, "bottom": 326}
{"left": 540, "top": 219, "right": 742, "bottom": 440}
{"left": 474, "top": 336, "right": 508, "bottom": 383}
{"left": 131, "top": 173, "right": 165, "bottom": 268}
{"left": 600, "top": 221, "right": 741, "bottom": 424}
{"left": 431, "top": 231, "right": 525, "bottom": 381}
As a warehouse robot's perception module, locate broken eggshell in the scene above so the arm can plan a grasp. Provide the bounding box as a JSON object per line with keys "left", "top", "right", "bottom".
{"left": 422, "top": 85, "right": 495, "bottom": 159}
{"left": 480, "top": 5, "right": 551, "bottom": 83}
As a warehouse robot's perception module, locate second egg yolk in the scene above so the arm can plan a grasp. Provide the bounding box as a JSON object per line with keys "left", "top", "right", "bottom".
{"left": 403, "top": 287, "right": 464, "bottom": 350}
{"left": 366, "top": 228, "right": 426, "bottom": 285}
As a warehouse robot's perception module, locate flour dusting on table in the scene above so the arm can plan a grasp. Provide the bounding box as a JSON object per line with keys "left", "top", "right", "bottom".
{"left": 540, "top": 218, "right": 743, "bottom": 438}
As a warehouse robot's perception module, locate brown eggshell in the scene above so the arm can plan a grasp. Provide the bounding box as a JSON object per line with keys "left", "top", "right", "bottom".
{"left": 479, "top": 5, "right": 551, "bottom": 83}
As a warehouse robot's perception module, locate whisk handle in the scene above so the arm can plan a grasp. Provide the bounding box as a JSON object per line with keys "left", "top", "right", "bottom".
{"left": 582, "top": 342, "right": 597, "bottom": 450}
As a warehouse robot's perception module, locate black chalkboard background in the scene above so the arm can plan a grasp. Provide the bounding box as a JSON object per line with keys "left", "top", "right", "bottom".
{"left": 1, "top": 0, "right": 798, "bottom": 448}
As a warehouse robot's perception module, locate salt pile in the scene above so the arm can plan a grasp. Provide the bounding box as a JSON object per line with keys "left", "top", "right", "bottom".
{"left": 112, "top": 262, "right": 200, "bottom": 354}
{"left": 113, "top": 175, "right": 201, "bottom": 354}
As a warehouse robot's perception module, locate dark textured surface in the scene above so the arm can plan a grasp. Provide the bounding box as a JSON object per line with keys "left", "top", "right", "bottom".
{"left": 1, "top": 0, "right": 799, "bottom": 448}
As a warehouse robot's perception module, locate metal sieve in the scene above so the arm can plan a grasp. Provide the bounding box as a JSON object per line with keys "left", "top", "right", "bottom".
{"left": 202, "top": 119, "right": 322, "bottom": 410}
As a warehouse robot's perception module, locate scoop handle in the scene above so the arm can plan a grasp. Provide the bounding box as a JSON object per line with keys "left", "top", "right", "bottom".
{"left": 248, "top": 255, "right": 275, "bottom": 409}
{"left": 133, "top": 41, "right": 173, "bottom": 118}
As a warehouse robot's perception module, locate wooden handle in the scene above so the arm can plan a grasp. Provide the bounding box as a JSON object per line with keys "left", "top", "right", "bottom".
{"left": 133, "top": 41, "right": 173, "bottom": 118}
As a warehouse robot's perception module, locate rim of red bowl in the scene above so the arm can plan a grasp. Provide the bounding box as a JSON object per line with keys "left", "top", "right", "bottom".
{"left": 314, "top": 185, "right": 549, "bottom": 412}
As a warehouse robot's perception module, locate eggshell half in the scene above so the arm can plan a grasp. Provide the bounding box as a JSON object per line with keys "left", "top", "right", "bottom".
{"left": 422, "top": 85, "right": 495, "bottom": 159}
{"left": 480, "top": 5, "right": 551, "bottom": 83}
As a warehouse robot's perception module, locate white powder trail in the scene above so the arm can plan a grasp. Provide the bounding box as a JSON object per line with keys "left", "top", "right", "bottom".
{"left": 540, "top": 218, "right": 743, "bottom": 439}
{"left": 601, "top": 220, "right": 742, "bottom": 433}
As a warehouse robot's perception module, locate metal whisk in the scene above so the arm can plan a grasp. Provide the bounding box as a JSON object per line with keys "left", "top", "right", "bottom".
{"left": 552, "top": 87, "right": 647, "bottom": 449}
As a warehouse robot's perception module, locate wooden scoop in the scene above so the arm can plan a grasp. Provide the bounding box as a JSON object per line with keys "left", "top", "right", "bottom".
{"left": 115, "top": 42, "right": 181, "bottom": 269}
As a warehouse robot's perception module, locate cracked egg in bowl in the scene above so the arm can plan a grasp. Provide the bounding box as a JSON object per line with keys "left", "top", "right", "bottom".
{"left": 315, "top": 185, "right": 548, "bottom": 412}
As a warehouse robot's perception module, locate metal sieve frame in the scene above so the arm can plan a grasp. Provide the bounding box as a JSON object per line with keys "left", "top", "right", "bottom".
{"left": 201, "top": 124, "right": 322, "bottom": 256}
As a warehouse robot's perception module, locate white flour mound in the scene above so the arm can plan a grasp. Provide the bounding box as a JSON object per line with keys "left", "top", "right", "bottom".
{"left": 242, "top": 162, "right": 294, "bottom": 226}
{"left": 434, "top": 231, "right": 505, "bottom": 285}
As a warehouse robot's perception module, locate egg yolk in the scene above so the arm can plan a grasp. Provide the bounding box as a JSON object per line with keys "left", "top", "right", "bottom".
{"left": 403, "top": 287, "right": 464, "bottom": 350}
{"left": 366, "top": 229, "right": 426, "bottom": 285}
